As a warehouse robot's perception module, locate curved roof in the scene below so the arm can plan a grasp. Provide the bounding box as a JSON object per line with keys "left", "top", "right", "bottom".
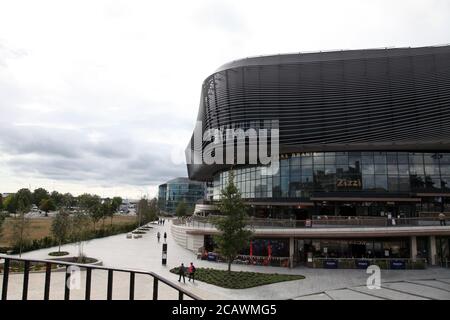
{"left": 215, "top": 45, "right": 450, "bottom": 73}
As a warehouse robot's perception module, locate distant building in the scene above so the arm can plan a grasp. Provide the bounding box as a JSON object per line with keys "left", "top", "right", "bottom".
{"left": 158, "top": 177, "right": 205, "bottom": 214}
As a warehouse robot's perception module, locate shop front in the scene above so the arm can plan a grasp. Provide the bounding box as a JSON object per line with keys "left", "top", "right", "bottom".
{"left": 294, "top": 237, "right": 411, "bottom": 267}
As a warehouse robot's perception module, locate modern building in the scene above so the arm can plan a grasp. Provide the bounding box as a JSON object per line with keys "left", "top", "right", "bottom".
{"left": 174, "top": 45, "right": 450, "bottom": 268}
{"left": 158, "top": 177, "right": 205, "bottom": 215}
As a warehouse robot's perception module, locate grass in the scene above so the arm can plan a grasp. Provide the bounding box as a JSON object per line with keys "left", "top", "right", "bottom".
{"left": 170, "top": 267, "right": 305, "bottom": 289}
{"left": 48, "top": 251, "right": 70, "bottom": 256}
{"left": 0, "top": 215, "right": 137, "bottom": 247}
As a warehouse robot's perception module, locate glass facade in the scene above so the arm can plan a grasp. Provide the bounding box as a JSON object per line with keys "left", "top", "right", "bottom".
{"left": 158, "top": 178, "right": 205, "bottom": 214}
{"left": 213, "top": 152, "right": 450, "bottom": 200}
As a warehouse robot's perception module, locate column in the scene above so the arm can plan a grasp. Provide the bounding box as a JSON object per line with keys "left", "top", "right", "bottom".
{"left": 429, "top": 236, "right": 437, "bottom": 266}
{"left": 289, "top": 236, "right": 295, "bottom": 268}
{"left": 410, "top": 236, "right": 417, "bottom": 262}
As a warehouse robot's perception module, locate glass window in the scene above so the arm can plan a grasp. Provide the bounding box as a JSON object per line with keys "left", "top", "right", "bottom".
{"left": 325, "top": 154, "right": 336, "bottom": 165}
{"left": 397, "top": 152, "right": 409, "bottom": 163}
{"left": 440, "top": 154, "right": 450, "bottom": 164}
{"left": 375, "top": 175, "right": 388, "bottom": 191}
{"left": 362, "top": 153, "right": 374, "bottom": 164}
{"left": 375, "top": 164, "right": 387, "bottom": 174}
{"left": 398, "top": 176, "right": 410, "bottom": 192}
{"left": 302, "top": 166, "right": 313, "bottom": 176}
{"left": 424, "top": 153, "right": 441, "bottom": 164}
{"left": 362, "top": 175, "right": 375, "bottom": 190}
{"left": 409, "top": 153, "right": 424, "bottom": 165}
{"left": 387, "top": 164, "right": 398, "bottom": 175}
{"left": 398, "top": 164, "right": 409, "bottom": 175}
{"left": 388, "top": 176, "right": 399, "bottom": 192}
{"left": 424, "top": 164, "right": 440, "bottom": 175}
{"left": 441, "top": 176, "right": 450, "bottom": 190}
{"left": 362, "top": 163, "right": 375, "bottom": 174}
{"left": 301, "top": 155, "right": 312, "bottom": 166}
{"left": 374, "top": 152, "right": 386, "bottom": 163}
{"left": 314, "top": 153, "right": 324, "bottom": 163}
{"left": 325, "top": 164, "right": 336, "bottom": 174}
{"left": 336, "top": 155, "right": 348, "bottom": 165}
{"left": 410, "top": 175, "right": 425, "bottom": 190}
{"left": 441, "top": 165, "right": 450, "bottom": 175}
{"left": 409, "top": 164, "right": 424, "bottom": 175}
{"left": 386, "top": 152, "right": 398, "bottom": 164}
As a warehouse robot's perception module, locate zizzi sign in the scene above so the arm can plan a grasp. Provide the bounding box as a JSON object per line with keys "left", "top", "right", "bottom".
{"left": 336, "top": 179, "right": 362, "bottom": 188}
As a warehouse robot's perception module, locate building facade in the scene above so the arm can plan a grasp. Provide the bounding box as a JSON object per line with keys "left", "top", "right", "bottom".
{"left": 178, "top": 46, "right": 450, "bottom": 268}
{"left": 158, "top": 177, "right": 205, "bottom": 214}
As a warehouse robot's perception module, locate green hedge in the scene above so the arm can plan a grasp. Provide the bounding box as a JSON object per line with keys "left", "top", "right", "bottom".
{"left": 1, "top": 222, "right": 138, "bottom": 255}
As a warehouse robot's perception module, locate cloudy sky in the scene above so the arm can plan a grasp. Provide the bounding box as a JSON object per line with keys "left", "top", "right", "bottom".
{"left": 0, "top": 0, "right": 449, "bottom": 199}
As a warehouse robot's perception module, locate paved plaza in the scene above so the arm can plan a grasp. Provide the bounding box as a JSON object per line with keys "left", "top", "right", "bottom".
{"left": 2, "top": 219, "right": 450, "bottom": 300}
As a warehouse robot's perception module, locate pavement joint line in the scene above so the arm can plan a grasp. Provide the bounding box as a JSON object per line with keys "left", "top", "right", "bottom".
{"left": 380, "top": 281, "right": 438, "bottom": 300}
{"left": 433, "top": 278, "right": 450, "bottom": 285}
{"left": 348, "top": 286, "right": 394, "bottom": 300}
{"left": 403, "top": 279, "right": 450, "bottom": 293}
{"left": 345, "top": 287, "right": 388, "bottom": 300}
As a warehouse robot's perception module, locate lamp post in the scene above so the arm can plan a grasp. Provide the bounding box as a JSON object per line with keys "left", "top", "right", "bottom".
{"left": 162, "top": 243, "right": 167, "bottom": 265}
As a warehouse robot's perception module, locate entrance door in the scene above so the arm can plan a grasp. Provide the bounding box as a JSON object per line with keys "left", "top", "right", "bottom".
{"left": 350, "top": 244, "right": 366, "bottom": 258}
{"left": 339, "top": 205, "right": 356, "bottom": 216}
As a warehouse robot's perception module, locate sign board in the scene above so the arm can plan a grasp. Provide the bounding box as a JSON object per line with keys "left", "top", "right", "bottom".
{"left": 305, "top": 219, "right": 312, "bottom": 228}
{"left": 323, "top": 259, "right": 338, "bottom": 269}
{"left": 390, "top": 260, "right": 406, "bottom": 269}
{"left": 355, "top": 260, "right": 370, "bottom": 269}
{"left": 207, "top": 253, "right": 217, "bottom": 261}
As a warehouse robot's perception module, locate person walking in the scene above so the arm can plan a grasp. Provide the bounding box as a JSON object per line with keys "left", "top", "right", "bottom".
{"left": 439, "top": 212, "right": 446, "bottom": 226}
{"left": 163, "top": 219, "right": 165, "bottom": 226}
{"left": 157, "top": 231, "right": 161, "bottom": 243}
{"left": 164, "top": 232, "right": 167, "bottom": 242}
{"left": 178, "top": 263, "right": 186, "bottom": 283}
{"left": 188, "top": 262, "right": 196, "bottom": 283}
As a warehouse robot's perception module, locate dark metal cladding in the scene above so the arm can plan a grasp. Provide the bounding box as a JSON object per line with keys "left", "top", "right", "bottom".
{"left": 187, "top": 46, "right": 450, "bottom": 181}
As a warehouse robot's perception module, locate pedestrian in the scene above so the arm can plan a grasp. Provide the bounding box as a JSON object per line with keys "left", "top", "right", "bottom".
{"left": 178, "top": 263, "right": 186, "bottom": 283}
{"left": 439, "top": 212, "right": 446, "bottom": 226}
{"left": 188, "top": 262, "right": 196, "bottom": 283}
{"left": 163, "top": 219, "right": 165, "bottom": 226}
{"left": 164, "top": 232, "right": 167, "bottom": 242}
{"left": 157, "top": 231, "right": 161, "bottom": 243}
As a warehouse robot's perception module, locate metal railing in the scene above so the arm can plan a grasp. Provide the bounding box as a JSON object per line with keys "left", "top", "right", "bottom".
{"left": 0, "top": 254, "right": 201, "bottom": 301}
{"left": 175, "top": 216, "right": 448, "bottom": 230}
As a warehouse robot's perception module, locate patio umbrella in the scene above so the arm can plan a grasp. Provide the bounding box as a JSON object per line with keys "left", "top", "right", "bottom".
{"left": 249, "top": 241, "right": 253, "bottom": 257}
{"left": 267, "top": 243, "right": 272, "bottom": 258}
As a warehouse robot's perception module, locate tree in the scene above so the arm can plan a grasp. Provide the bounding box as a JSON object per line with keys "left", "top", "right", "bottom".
{"left": 137, "top": 198, "right": 158, "bottom": 225}
{"left": 33, "top": 188, "right": 49, "bottom": 206}
{"left": 71, "top": 211, "right": 91, "bottom": 261}
{"left": 212, "top": 171, "right": 253, "bottom": 272}
{"left": 102, "top": 198, "right": 114, "bottom": 227}
{"left": 0, "top": 212, "right": 5, "bottom": 239}
{"left": 111, "top": 197, "right": 122, "bottom": 213}
{"left": 51, "top": 210, "right": 71, "bottom": 252}
{"left": 61, "top": 193, "right": 76, "bottom": 209}
{"left": 39, "top": 198, "right": 56, "bottom": 216}
{"left": 175, "top": 200, "right": 188, "bottom": 217}
{"left": 50, "top": 191, "right": 64, "bottom": 208}
{"left": 78, "top": 193, "right": 102, "bottom": 229}
{"left": 0, "top": 193, "right": 3, "bottom": 210}
{"left": 12, "top": 188, "right": 33, "bottom": 257}
{"left": 3, "top": 194, "right": 17, "bottom": 213}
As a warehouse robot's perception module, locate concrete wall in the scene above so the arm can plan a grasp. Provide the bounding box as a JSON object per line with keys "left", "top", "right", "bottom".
{"left": 171, "top": 224, "right": 204, "bottom": 252}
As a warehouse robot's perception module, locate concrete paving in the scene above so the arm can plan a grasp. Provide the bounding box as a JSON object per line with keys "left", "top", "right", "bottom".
{"left": 2, "top": 219, "right": 450, "bottom": 300}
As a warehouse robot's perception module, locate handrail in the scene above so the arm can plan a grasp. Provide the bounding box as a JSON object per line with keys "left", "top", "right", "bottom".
{"left": 0, "top": 254, "right": 202, "bottom": 301}
{"left": 177, "top": 216, "right": 448, "bottom": 229}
